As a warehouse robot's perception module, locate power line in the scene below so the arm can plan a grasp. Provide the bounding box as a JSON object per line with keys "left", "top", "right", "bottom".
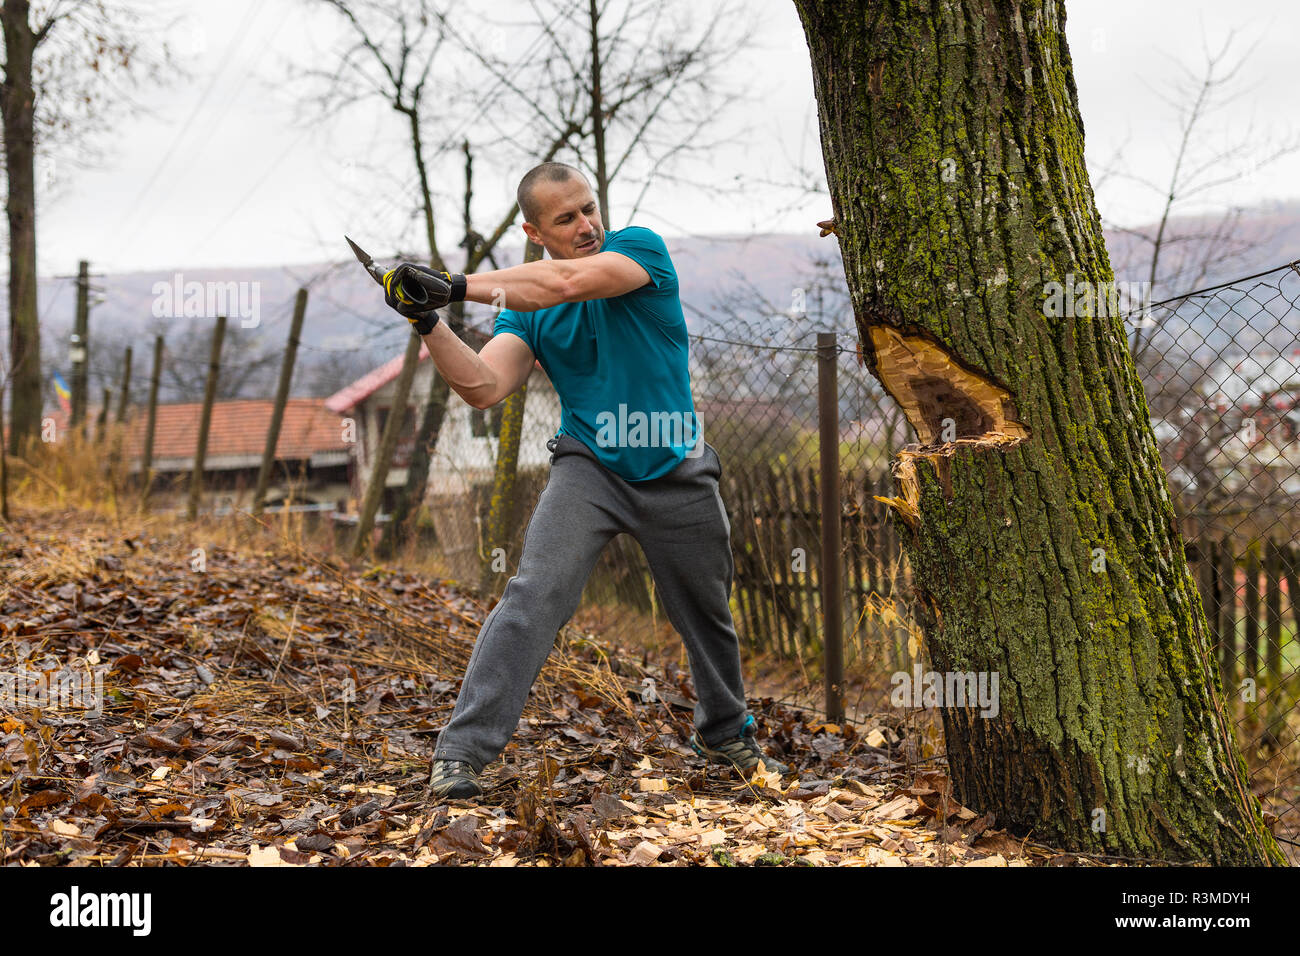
{"left": 184, "top": 126, "right": 314, "bottom": 260}
{"left": 114, "top": 1, "right": 265, "bottom": 244}
{"left": 336, "top": 1, "right": 582, "bottom": 257}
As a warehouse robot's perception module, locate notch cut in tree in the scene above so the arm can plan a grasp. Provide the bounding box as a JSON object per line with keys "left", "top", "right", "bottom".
{"left": 869, "top": 325, "right": 1029, "bottom": 446}
{"left": 795, "top": 0, "right": 1283, "bottom": 864}
{"left": 869, "top": 326, "right": 1030, "bottom": 524}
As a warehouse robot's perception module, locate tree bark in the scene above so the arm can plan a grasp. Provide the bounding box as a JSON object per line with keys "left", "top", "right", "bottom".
{"left": 378, "top": 125, "right": 466, "bottom": 560}
{"left": 253, "top": 288, "right": 308, "bottom": 516}
{"left": 2, "top": 0, "right": 41, "bottom": 457}
{"left": 187, "top": 316, "right": 226, "bottom": 521}
{"left": 381, "top": 130, "right": 580, "bottom": 557}
{"left": 478, "top": 239, "right": 543, "bottom": 590}
{"left": 352, "top": 329, "right": 422, "bottom": 558}
{"left": 793, "top": 0, "right": 1283, "bottom": 864}
{"left": 377, "top": 311, "right": 457, "bottom": 560}
{"left": 588, "top": 0, "right": 611, "bottom": 228}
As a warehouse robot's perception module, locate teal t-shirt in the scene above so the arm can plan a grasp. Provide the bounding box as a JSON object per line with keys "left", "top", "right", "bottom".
{"left": 491, "top": 225, "right": 701, "bottom": 481}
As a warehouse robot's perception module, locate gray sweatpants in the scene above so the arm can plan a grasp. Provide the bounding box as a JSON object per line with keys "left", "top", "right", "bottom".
{"left": 432, "top": 433, "right": 751, "bottom": 773}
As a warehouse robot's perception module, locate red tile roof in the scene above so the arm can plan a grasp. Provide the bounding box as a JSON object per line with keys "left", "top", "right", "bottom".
{"left": 324, "top": 323, "right": 537, "bottom": 413}
{"left": 122, "top": 398, "right": 347, "bottom": 462}
{"left": 5, "top": 399, "right": 346, "bottom": 469}
{"left": 325, "top": 343, "right": 431, "bottom": 414}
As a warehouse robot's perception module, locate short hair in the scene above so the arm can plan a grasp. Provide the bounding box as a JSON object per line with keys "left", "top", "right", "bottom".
{"left": 517, "top": 162, "right": 589, "bottom": 224}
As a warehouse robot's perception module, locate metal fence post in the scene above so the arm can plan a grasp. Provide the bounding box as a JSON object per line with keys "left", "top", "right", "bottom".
{"left": 817, "top": 331, "right": 844, "bottom": 723}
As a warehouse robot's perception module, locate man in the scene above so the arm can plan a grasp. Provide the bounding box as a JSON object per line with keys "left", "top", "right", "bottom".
{"left": 376, "top": 162, "right": 790, "bottom": 799}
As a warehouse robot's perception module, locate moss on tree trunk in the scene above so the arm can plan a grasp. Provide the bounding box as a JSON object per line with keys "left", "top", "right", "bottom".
{"left": 793, "top": 0, "right": 1283, "bottom": 864}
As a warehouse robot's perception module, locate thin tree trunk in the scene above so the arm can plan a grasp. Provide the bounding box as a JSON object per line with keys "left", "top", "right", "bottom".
{"left": 793, "top": 0, "right": 1282, "bottom": 864}
{"left": 352, "top": 330, "right": 422, "bottom": 558}
{"left": 588, "top": 0, "right": 611, "bottom": 228}
{"left": 377, "top": 129, "right": 466, "bottom": 559}
{"left": 115, "top": 346, "right": 132, "bottom": 422}
{"left": 382, "top": 130, "right": 580, "bottom": 557}
{"left": 0, "top": 373, "right": 9, "bottom": 520}
{"left": 2, "top": 0, "right": 41, "bottom": 457}
{"left": 478, "top": 238, "right": 544, "bottom": 591}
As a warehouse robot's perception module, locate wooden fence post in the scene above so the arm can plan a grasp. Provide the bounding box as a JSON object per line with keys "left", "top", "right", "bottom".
{"left": 1264, "top": 539, "right": 1283, "bottom": 737}
{"left": 95, "top": 387, "right": 110, "bottom": 439}
{"left": 253, "top": 288, "right": 308, "bottom": 516}
{"left": 1216, "top": 533, "right": 1236, "bottom": 694}
{"left": 139, "top": 335, "right": 163, "bottom": 510}
{"left": 818, "top": 333, "right": 844, "bottom": 722}
{"left": 71, "top": 260, "right": 89, "bottom": 433}
{"left": 116, "top": 346, "right": 133, "bottom": 423}
{"left": 187, "top": 316, "right": 226, "bottom": 521}
{"left": 746, "top": 468, "right": 774, "bottom": 652}
{"left": 1244, "top": 547, "right": 1261, "bottom": 682}
{"left": 765, "top": 467, "right": 791, "bottom": 657}
{"left": 798, "top": 466, "right": 822, "bottom": 651}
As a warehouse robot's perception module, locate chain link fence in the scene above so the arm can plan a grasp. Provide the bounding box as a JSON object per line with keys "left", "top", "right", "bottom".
{"left": 1130, "top": 261, "right": 1300, "bottom": 856}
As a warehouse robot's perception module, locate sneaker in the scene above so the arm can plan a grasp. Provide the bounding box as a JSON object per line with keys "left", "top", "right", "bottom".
{"left": 690, "top": 715, "right": 791, "bottom": 777}
{"left": 428, "top": 759, "right": 484, "bottom": 799}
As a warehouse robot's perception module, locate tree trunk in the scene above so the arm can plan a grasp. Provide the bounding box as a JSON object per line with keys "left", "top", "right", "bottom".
{"left": 588, "top": 0, "right": 611, "bottom": 229}
{"left": 478, "top": 239, "right": 544, "bottom": 591}
{"left": 253, "top": 288, "right": 308, "bottom": 516}
{"left": 382, "top": 127, "right": 581, "bottom": 558}
{"left": 793, "top": 0, "right": 1283, "bottom": 864}
{"left": 0, "top": 370, "right": 9, "bottom": 520}
{"left": 2, "top": 0, "right": 41, "bottom": 457}
{"left": 378, "top": 129, "right": 467, "bottom": 560}
{"left": 377, "top": 315, "right": 455, "bottom": 559}
{"left": 352, "top": 329, "right": 422, "bottom": 559}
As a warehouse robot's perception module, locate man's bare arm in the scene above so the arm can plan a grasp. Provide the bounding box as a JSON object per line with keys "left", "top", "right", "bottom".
{"left": 463, "top": 252, "right": 650, "bottom": 311}
{"left": 419, "top": 323, "right": 537, "bottom": 409}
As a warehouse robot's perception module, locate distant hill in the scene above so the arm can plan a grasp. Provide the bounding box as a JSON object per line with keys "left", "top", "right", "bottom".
{"left": 23, "top": 201, "right": 1300, "bottom": 409}
{"left": 1104, "top": 198, "right": 1300, "bottom": 290}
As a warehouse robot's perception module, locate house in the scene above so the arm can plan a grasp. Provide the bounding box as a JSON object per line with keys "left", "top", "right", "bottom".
{"left": 121, "top": 398, "right": 351, "bottom": 510}
{"left": 323, "top": 328, "right": 562, "bottom": 513}
{"left": 1156, "top": 349, "right": 1300, "bottom": 505}
{"left": 9, "top": 398, "right": 349, "bottom": 512}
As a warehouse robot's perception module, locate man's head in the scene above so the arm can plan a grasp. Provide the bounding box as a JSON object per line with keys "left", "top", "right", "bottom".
{"left": 517, "top": 162, "right": 604, "bottom": 260}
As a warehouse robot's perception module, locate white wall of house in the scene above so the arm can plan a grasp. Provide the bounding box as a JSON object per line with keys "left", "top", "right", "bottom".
{"left": 347, "top": 360, "right": 562, "bottom": 504}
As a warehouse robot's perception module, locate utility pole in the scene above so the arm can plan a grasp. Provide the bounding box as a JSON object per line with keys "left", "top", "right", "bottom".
{"left": 70, "top": 260, "right": 89, "bottom": 431}
{"left": 59, "top": 259, "right": 106, "bottom": 436}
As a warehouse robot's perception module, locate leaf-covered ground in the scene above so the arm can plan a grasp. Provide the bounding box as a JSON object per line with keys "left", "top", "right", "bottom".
{"left": 0, "top": 508, "right": 1086, "bottom": 867}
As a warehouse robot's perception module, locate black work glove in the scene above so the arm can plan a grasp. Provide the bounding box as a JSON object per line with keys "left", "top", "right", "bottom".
{"left": 381, "top": 263, "right": 467, "bottom": 334}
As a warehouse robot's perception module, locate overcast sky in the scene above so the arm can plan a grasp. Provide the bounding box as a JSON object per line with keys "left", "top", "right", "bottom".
{"left": 35, "top": 0, "right": 1300, "bottom": 276}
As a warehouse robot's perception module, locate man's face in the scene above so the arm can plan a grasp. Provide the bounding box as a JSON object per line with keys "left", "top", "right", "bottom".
{"left": 523, "top": 176, "right": 604, "bottom": 260}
